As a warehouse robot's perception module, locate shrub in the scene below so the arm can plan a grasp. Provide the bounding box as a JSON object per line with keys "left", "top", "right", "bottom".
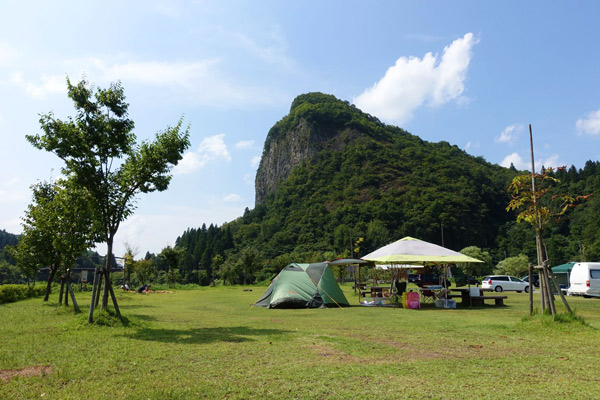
{"left": 0, "top": 284, "right": 45, "bottom": 304}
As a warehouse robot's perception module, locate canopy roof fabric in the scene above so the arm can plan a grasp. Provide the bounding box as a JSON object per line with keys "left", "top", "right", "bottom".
{"left": 552, "top": 261, "right": 577, "bottom": 274}
{"left": 362, "top": 236, "right": 483, "bottom": 265}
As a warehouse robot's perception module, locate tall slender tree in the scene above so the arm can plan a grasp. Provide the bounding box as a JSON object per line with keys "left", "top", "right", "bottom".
{"left": 507, "top": 167, "right": 589, "bottom": 317}
{"left": 27, "top": 78, "right": 190, "bottom": 322}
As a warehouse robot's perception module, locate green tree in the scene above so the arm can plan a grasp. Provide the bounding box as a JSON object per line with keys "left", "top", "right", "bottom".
{"left": 0, "top": 260, "right": 24, "bottom": 284}
{"left": 458, "top": 246, "right": 493, "bottom": 277}
{"left": 507, "top": 165, "right": 588, "bottom": 316}
{"left": 8, "top": 179, "right": 96, "bottom": 303}
{"left": 122, "top": 243, "right": 138, "bottom": 286}
{"left": 158, "top": 245, "right": 185, "bottom": 288}
{"left": 27, "top": 78, "right": 190, "bottom": 322}
{"left": 134, "top": 258, "right": 157, "bottom": 286}
{"left": 494, "top": 254, "right": 529, "bottom": 276}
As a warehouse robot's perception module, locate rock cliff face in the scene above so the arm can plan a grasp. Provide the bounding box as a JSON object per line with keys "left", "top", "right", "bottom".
{"left": 255, "top": 117, "right": 355, "bottom": 205}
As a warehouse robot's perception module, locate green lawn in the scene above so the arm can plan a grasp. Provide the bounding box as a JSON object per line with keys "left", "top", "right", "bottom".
{"left": 1, "top": 285, "right": 599, "bottom": 399}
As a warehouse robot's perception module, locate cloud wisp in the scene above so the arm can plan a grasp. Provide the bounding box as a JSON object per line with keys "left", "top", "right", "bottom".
{"left": 500, "top": 152, "right": 561, "bottom": 171}
{"left": 174, "top": 133, "right": 231, "bottom": 175}
{"left": 353, "top": 33, "right": 479, "bottom": 125}
{"left": 10, "top": 56, "right": 284, "bottom": 108}
{"left": 495, "top": 124, "right": 523, "bottom": 145}
{"left": 235, "top": 140, "right": 255, "bottom": 149}
{"left": 576, "top": 109, "right": 600, "bottom": 135}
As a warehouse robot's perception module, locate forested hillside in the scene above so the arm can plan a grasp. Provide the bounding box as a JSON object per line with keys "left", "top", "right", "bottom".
{"left": 176, "top": 93, "right": 599, "bottom": 284}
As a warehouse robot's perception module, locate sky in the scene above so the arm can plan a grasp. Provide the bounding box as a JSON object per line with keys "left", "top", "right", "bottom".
{"left": 1, "top": 1, "right": 600, "bottom": 258}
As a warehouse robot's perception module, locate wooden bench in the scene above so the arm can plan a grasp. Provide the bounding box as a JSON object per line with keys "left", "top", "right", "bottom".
{"left": 470, "top": 295, "right": 507, "bottom": 306}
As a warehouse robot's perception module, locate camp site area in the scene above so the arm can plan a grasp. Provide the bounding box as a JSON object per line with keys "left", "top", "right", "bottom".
{"left": 2, "top": 286, "right": 600, "bottom": 400}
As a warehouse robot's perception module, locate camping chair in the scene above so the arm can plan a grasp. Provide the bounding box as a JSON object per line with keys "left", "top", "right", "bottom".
{"left": 421, "top": 289, "right": 436, "bottom": 304}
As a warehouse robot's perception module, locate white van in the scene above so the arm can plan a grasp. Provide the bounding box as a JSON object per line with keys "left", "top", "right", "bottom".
{"left": 567, "top": 262, "right": 600, "bottom": 298}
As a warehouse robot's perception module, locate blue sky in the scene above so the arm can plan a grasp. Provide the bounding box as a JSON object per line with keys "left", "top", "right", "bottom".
{"left": 1, "top": 1, "right": 599, "bottom": 257}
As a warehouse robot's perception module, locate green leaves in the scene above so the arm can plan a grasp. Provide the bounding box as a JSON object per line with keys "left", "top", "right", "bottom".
{"left": 32, "top": 78, "right": 190, "bottom": 246}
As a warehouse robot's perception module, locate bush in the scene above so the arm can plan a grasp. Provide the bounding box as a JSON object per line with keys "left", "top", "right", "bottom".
{"left": 0, "top": 284, "right": 45, "bottom": 304}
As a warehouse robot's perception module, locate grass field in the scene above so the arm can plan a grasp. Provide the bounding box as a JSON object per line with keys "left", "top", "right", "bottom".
{"left": 1, "top": 285, "right": 599, "bottom": 399}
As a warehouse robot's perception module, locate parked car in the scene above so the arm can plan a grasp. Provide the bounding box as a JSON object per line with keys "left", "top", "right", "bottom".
{"left": 567, "top": 262, "right": 600, "bottom": 298}
{"left": 481, "top": 275, "right": 530, "bottom": 293}
{"left": 521, "top": 274, "right": 540, "bottom": 287}
{"left": 412, "top": 273, "right": 450, "bottom": 288}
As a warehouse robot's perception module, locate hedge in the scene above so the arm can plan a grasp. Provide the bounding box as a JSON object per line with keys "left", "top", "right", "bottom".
{"left": 0, "top": 284, "right": 45, "bottom": 304}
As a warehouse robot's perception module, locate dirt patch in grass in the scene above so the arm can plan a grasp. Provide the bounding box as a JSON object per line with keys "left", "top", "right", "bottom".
{"left": 0, "top": 365, "right": 53, "bottom": 382}
{"left": 346, "top": 333, "right": 503, "bottom": 361}
{"left": 305, "top": 343, "right": 362, "bottom": 364}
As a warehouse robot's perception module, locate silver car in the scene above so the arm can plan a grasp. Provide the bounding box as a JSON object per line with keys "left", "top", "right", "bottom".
{"left": 482, "top": 275, "right": 530, "bottom": 293}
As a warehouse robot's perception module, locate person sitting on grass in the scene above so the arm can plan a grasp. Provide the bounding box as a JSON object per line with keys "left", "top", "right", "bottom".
{"left": 137, "top": 284, "right": 147, "bottom": 293}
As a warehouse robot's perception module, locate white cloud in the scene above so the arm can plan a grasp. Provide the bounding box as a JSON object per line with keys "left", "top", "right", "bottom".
{"left": 464, "top": 141, "right": 472, "bottom": 151}
{"left": 353, "top": 32, "right": 479, "bottom": 125}
{"left": 174, "top": 133, "right": 231, "bottom": 175}
{"left": 11, "top": 72, "right": 66, "bottom": 99}
{"left": 500, "top": 152, "right": 527, "bottom": 169}
{"left": 0, "top": 42, "right": 20, "bottom": 66}
{"left": 102, "top": 59, "right": 220, "bottom": 88}
{"left": 235, "top": 140, "right": 255, "bottom": 149}
{"left": 250, "top": 155, "right": 261, "bottom": 169}
{"left": 10, "top": 56, "right": 283, "bottom": 107}
{"left": 495, "top": 124, "right": 523, "bottom": 144}
{"left": 576, "top": 109, "right": 600, "bottom": 135}
{"left": 500, "top": 152, "right": 561, "bottom": 171}
{"left": 223, "top": 193, "right": 242, "bottom": 202}
{"left": 237, "top": 26, "right": 294, "bottom": 71}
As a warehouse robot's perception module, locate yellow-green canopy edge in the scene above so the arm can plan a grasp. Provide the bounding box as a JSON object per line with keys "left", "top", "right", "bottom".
{"left": 362, "top": 236, "right": 483, "bottom": 265}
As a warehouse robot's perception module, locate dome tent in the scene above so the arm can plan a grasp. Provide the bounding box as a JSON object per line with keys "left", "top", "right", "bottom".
{"left": 253, "top": 262, "right": 349, "bottom": 308}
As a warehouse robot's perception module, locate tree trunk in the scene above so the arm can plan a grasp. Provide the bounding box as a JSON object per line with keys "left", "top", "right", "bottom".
{"left": 101, "top": 242, "right": 112, "bottom": 310}
{"left": 44, "top": 267, "right": 58, "bottom": 302}
{"left": 59, "top": 278, "right": 65, "bottom": 305}
{"left": 64, "top": 271, "right": 70, "bottom": 307}
{"left": 101, "top": 238, "right": 122, "bottom": 319}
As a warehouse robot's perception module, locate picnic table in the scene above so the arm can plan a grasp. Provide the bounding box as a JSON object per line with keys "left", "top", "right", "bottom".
{"left": 450, "top": 287, "right": 507, "bottom": 306}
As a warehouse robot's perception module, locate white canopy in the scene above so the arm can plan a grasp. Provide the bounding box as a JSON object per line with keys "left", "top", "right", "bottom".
{"left": 362, "top": 236, "right": 483, "bottom": 265}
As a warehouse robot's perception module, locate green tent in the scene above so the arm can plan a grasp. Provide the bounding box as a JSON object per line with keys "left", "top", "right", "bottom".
{"left": 552, "top": 261, "right": 577, "bottom": 289}
{"left": 253, "top": 262, "right": 350, "bottom": 308}
{"left": 552, "top": 261, "right": 576, "bottom": 274}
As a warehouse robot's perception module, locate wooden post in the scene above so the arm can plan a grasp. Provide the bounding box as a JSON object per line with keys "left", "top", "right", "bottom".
{"left": 88, "top": 266, "right": 100, "bottom": 323}
{"left": 67, "top": 282, "right": 80, "bottom": 312}
{"left": 105, "top": 269, "right": 122, "bottom": 319}
{"left": 528, "top": 263, "right": 533, "bottom": 317}
{"left": 94, "top": 270, "right": 103, "bottom": 308}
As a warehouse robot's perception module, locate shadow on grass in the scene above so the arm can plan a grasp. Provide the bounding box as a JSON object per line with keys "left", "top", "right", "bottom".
{"left": 125, "top": 326, "right": 290, "bottom": 344}
{"left": 127, "top": 313, "right": 158, "bottom": 322}
{"left": 118, "top": 304, "right": 158, "bottom": 310}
